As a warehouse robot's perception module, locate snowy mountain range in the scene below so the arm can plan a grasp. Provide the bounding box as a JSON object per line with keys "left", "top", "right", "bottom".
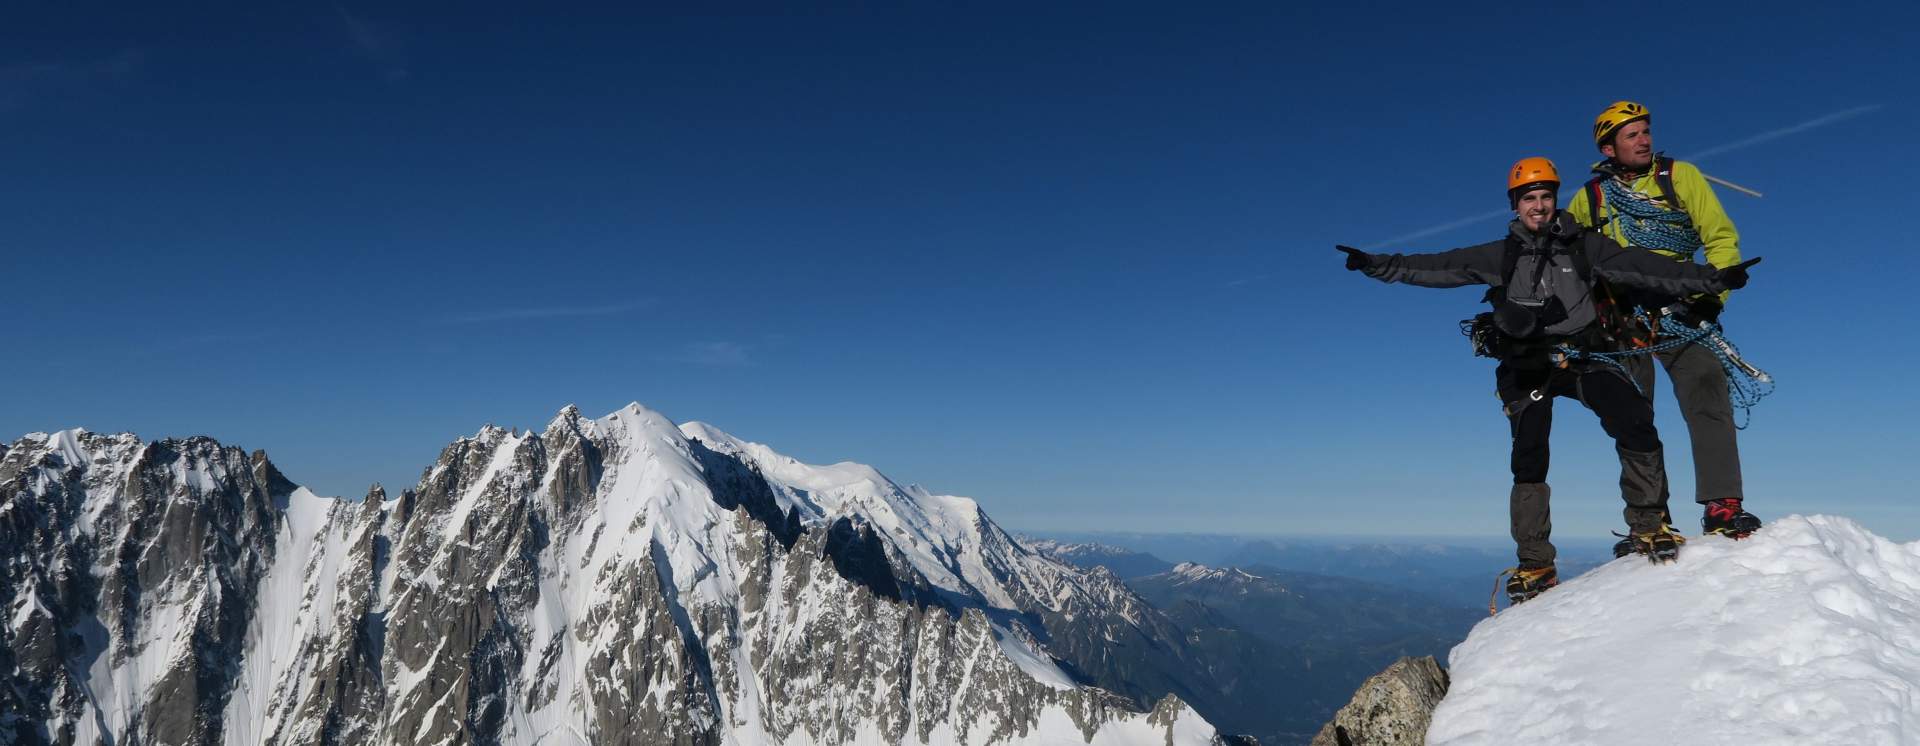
{"left": 0, "top": 403, "right": 1247, "bottom": 745}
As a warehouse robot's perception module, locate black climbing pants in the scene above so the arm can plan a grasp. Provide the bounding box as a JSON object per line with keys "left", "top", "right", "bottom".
{"left": 1498, "top": 361, "right": 1671, "bottom": 568}
{"left": 1630, "top": 341, "right": 1744, "bottom": 503}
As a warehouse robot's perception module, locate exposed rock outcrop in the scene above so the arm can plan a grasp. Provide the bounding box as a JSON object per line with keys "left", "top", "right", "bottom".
{"left": 1309, "top": 656, "right": 1449, "bottom": 746}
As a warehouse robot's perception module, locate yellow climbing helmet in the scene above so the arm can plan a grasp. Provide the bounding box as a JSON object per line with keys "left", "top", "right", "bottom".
{"left": 1507, "top": 156, "right": 1559, "bottom": 206}
{"left": 1593, "top": 100, "right": 1650, "bottom": 147}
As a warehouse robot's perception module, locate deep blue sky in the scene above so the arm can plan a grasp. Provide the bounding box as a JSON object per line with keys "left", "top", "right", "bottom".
{"left": 6, "top": 3, "right": 1916, "bottom": 541}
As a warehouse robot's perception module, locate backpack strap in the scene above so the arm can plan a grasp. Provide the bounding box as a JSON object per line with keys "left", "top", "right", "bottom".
{"left": 1486, "top": 235, "right": 1521, "bottom": 305}
{"left": 1653, "top": 155, "right": 1684, "bottom": 211}
{"left": 1583, "top": 177, "right": 1607, "bottom": 228}
{"left": 1563, "top": 230, "right": 1594, "bottom": 286}
{"left": 1500, "top": 235, "right": 1521, "bottom": 288}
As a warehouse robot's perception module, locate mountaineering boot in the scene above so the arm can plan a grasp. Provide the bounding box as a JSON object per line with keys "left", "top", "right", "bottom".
{"left": 1628, "top": 526, "right": 1687, "bottom": 564}
{"left": 1613, "top": 505, "right": 1674, "bottom": 558}
{"left": 1505, "top": 565, "right": 1558, "bottom": 605}
{"left": 1703, "top": 498, "right": 1762, "bottom": 538}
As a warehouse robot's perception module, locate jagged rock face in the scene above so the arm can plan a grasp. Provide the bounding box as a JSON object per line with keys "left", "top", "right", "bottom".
{"left": 1, "top": 405, "right": 1230, "bottom": 745}
{"left": 1310, "top": 656, "right": 1449, "bottom": 746}
{"left": 0, "top": 430, "right": 293, "bottom": 746}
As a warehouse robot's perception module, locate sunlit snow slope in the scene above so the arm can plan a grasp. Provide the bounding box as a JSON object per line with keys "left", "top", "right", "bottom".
{"left": 1430, "top": 515, "right": 1920, "bottom": 746}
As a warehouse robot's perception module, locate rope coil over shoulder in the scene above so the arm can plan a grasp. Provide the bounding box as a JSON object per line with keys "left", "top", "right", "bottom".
{"left": 1597, "top": 171, "right": 1704, "bottom": 257}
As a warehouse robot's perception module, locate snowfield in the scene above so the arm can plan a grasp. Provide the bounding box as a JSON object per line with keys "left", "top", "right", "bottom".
{"left": 1430, "top": 514, "right": 1920, "bottom": 745}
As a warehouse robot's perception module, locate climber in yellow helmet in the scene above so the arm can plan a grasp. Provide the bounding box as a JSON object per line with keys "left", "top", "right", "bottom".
{"left": 1567, "top": 102, "right": 1762, "bottom": 549}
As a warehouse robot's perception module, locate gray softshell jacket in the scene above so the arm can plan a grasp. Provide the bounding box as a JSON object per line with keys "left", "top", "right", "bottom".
{"left": 1362, "top": 212, "right": 1725, "bottom": 339}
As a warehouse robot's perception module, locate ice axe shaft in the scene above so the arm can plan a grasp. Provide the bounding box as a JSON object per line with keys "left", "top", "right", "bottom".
{"left": 1701, "top": 172, "right": 1764, "bottom": 198}
{"left": 1708, "top": 334, "right": 1773, "bottom": 384}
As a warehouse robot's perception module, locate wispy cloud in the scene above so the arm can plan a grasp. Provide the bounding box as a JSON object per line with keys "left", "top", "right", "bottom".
{"left": 334, "top": 4, "right": 409, "bottom": 81}
{"left": 669, "top": 341, "right": 753, "bottom": 367}
{"left": 170, "top": 330, "right": 280, "bottom": 346}
{"left": 1362, "top": 208, "right": 1513, "bottom": 250}
{"left": 1226, "top": 273, "right": 1274, "bottom": 288}
{"left": 132, "top": 329, "right": 281, "bottom": 353}
{"left": 0, "top": 50, "right": 146, "bottom": 112}
{"left": 438, "top": 301, "right": 651, "bottom": 325}
{"left": 1689, "top": 104, "right": 1882, "bottom": 161}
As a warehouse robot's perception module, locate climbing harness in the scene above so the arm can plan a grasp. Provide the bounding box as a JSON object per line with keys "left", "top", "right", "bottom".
{"left": 1555, "top": 309, "right": 1776, "bottom": 429}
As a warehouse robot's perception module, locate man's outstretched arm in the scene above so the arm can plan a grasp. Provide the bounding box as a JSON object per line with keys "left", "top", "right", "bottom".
{"left": 1338, "top": 240, "right": 1506, "bottom": 288}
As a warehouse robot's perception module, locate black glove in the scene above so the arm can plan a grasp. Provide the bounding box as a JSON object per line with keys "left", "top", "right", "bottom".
{"left": 1714, "top": 257, "right": 1761, "bottom": 291}
{"left": 1337, "top": 245, "right": 1372, "bottom": 272}
{"left": 1684, "top": 295, "right": 1724, "bottom": 325}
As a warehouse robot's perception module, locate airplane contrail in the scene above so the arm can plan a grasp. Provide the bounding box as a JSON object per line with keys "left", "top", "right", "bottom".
{"left": 1689, "top": 104, "right": 1882, "bottom": 161}
{"left": 1361, "top": 209, "right": 1512, "bottom": 250}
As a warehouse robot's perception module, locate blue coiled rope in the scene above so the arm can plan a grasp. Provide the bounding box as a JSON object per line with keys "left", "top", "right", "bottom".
{"left": 1559, "top": 314, "right": 1776, "bottom": 430}
{"left": 1602, "top": 178, "right": 1705, "bottom": 257}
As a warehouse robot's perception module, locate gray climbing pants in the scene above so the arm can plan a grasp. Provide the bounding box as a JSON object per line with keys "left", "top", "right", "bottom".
{"left": 1630, "top": 342, "right": 1743, "bottom": 503}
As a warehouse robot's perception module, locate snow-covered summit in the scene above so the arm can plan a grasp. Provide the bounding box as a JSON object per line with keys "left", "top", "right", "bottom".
{"left": 1161, "top": 562, "right": 1269, "bottom": 591}
{"left": 3, "top": 404, "right": 1234, "bottom": 745}
{"left": 1431, "top": 514, "right": 1920, "bottom": 745}
{"left": 681, "top": 416, "right": 1042, "bottom": 612}
{"left": 1169, "top": 562, "right": 1262, "bottom": 582}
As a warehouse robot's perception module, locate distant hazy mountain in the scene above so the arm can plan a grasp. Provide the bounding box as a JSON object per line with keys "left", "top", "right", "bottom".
{"left": 1032, "top": 532, "right": 1254, "bottom": 568}
{"left": 1022, "top": 542, "right": 1485, "bottom": 745}
{"left": 1132, "top": 563, "right": 1482, "bottom": 666}
{"left": 1017, "top": 538, "right": 1175, "bottom": 578}
{"left": 1034, "top": 531, "right": 1611, "bottom": 613}
{"left": 1225, "top": 539, "right": 1610, "bottom": 612}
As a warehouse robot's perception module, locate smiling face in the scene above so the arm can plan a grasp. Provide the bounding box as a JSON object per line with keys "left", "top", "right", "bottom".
{"left": 1601, "top": 119, "right": 1654, "bottom": 171}
{"left": 1515, "top": 188, "right": 1556, "bottom": 232}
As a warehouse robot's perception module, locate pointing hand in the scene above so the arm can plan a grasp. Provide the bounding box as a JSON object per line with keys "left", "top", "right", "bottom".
{"left": 1337, "top": 245, "right": 1372, "bottom": 272}
{"left": 1715, "top": 257, "right": 1761, "bottom": 291}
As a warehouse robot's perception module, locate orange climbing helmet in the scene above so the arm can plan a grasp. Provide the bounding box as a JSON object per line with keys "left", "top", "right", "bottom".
{"left": 1507, "top": 157, "right": 1559, "bottom": 206}
{"left": 1593, "top": 100, "right": 1650, "bottom": 147}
